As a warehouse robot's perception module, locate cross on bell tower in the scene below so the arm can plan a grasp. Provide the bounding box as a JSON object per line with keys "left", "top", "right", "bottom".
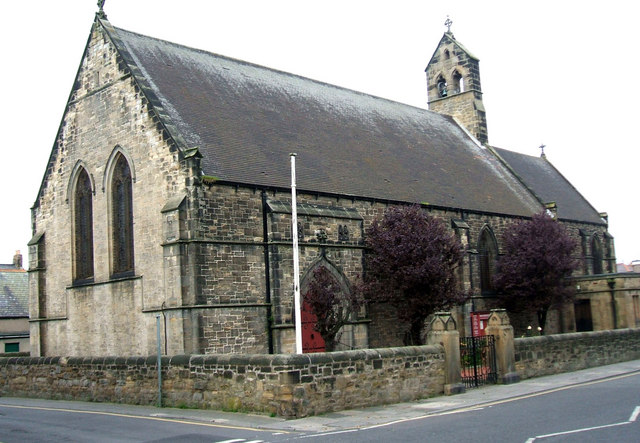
{"left": 445, "top": 16, "right": 453, "bottom": 33}
{"left": 97, "top": 0, "right": 107, "bottom": 19}
{"left": 539, "top": 144, "right": 546, "bottom": 157}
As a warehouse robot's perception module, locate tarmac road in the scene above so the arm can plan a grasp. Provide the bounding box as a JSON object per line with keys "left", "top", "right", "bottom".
{"left": 1, "top": 359, "right": 639, "bottom": 442}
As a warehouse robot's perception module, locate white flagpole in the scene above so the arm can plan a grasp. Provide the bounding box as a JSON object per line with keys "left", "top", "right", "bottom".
{"left": 290, "top": 153, "right": 303, "bottom": 354}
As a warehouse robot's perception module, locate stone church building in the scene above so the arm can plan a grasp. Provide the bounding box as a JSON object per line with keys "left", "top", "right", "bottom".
{"left": 29, "top": 11, "right": 632, "bottom": 357}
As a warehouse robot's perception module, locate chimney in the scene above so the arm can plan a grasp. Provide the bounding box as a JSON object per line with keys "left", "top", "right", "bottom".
{"left": 13, "top": 250, "right": 23, "bottom": 269}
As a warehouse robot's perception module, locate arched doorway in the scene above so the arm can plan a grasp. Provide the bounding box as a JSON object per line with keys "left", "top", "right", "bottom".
{"left": 300, "top": 259, "right": 352, "bottom": 353}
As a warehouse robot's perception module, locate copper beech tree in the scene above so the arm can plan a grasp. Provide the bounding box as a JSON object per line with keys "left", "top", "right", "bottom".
{"left": 493, "top": 212, "right": 579, "bottom": 334}
{"left": 364, "top": 205, "right": 467, "bottom": 345}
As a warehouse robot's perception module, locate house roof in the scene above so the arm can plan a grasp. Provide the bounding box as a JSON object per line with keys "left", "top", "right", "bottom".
{"left": 101, "top": 19, "right": 542, "bottom": 217}
{"left": 0, "top": 268, "right": 28, "bottom": 318}
{"left": 492, "top": 148, "right": 605, "bottom": 224}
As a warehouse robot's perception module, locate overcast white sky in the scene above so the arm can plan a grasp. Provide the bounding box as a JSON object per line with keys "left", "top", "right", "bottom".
{"left": 1, "top": 0, "right": 637, "bottom": 265}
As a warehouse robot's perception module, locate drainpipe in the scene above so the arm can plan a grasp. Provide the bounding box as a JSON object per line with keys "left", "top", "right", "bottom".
{"left": 261, "top": 190, "right": 274, "bottom": 354}
{"left": 467, "top": 249, "right": 478, "bottom": 312}
{"left": 607, "top": 278, "right": 617, "bottom": 329}
{"left": 155, "top": 314, "right": 163, "bottom": 408}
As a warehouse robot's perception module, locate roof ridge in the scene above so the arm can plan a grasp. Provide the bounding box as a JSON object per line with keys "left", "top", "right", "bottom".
{"left": 111, "top": 24, "right": 438, "bottom": 115}
{"left": 100, "top": 19, "right": 192, "bottom": 153}
{"left": 492, "top": 147, "right": 605, "bottom": 225}
{"left": 488, "top": 145, "right": 547, "bottom": 208}
{"left": 537, "top": 154, "right": 605, "bottom": 224}
{"left": 37, "top": 17, "right": 542, "bottom": 217}
{"left": 0, "top": 268, "right": 26, "bottom": 273}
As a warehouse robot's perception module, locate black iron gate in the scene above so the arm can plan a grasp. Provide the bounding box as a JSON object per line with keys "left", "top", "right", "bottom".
{"left": 460, "top": 335, "right": 498, "bottom": 388}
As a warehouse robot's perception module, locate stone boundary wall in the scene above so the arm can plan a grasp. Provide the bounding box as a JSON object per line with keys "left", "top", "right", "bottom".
{"left": 515, "top": 328, "right": 640, "bottom": 380}
{"left": 0, "top": 346, "right": 444, "bottom": 418}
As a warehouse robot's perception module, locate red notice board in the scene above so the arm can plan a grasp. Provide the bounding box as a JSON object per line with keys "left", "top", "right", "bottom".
{"left": 471, "top": 311, "right": 491, "bottom": 337}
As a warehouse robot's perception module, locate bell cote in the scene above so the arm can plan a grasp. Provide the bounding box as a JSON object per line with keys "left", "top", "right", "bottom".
{"left": 425, "top": 22, "right": 489, "bottom": 145}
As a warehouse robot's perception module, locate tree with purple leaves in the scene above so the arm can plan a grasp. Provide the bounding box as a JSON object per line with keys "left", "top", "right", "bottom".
{"left": 494, "top": 212, "right": 579, "bottom": 334}
{"left": 365, "top": 205, "right": 467, "bottom": 345}
{"left": 304, "top": 265, "right": 363, "bottom": 352}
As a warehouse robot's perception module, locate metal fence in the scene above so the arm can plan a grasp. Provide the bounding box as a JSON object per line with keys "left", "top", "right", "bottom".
{"left": 460, "top": 335, "right": 498, "bottom": 388}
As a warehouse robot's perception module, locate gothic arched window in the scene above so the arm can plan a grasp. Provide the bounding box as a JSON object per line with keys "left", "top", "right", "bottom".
{"left": 74, "top": 167, "right": 94, "bottom": 282}
{"left": 111, "top": 153, "right": 134, "bottom": 277}
{"left": 478, "top": 227, "right": 498, "bottom": 295}
{"left": 591, "top": 236, "right": 603, "bottom": 275}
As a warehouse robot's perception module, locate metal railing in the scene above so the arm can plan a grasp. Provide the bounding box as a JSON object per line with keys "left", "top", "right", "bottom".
{"left": 460, "top": 335, "right": 498, "bottom": 388}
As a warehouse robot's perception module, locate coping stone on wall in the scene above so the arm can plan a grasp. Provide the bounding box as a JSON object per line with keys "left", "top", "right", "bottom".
{"left": 169, "top": 355, "right": 190, "bottom": 366}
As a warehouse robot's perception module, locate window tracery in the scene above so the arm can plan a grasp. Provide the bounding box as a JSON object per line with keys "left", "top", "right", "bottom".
{"left": 111, "top": 153, "right": 134, "bottom": 276}
{"left": 74, "top": 167, "right": 94, "bottom": 282}
{"left": 591, "top": 236, "right": 603, "bottom": 275}
{"left": 478, "top": 227, "right": 498, "bottom": 295}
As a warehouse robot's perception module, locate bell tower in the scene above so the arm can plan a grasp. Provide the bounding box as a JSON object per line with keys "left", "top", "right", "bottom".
{"left": 425, "top": 18, "right": 488, "bottom": 145}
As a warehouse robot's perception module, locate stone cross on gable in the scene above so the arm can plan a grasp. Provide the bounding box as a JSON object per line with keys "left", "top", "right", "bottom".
{"left": 445, "top": 16, "right": 453, "bottom": 33}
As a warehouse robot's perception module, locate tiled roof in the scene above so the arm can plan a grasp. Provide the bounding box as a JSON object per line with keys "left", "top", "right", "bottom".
{"left": 105, "top": 21, "right": 543, "bottom": 217}
{"left": 0, "top": 268, "right": 28, "bottom": 318}
{"left": 493, "top": 148, "right": 604, "bottom": 224}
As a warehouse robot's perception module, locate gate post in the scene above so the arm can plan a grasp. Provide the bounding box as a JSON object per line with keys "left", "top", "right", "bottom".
{"left": 484, "top": 309, "right": 520, "bottom": 384}
{"left": 426, "top": 312, "right": 465, "bottom": 395}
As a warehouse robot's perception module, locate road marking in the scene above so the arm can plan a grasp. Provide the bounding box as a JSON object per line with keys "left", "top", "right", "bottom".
{"left": 527, "top": 421, "right": 629, "bottom": 441}
{"left": 629, "top": 406, "right": 640, "bottom": 422}
{"left": 297, "top": 371, "right": 640, "bottom": 438}
{"left": 0, "top": 403, "right": 289, "bottom": 434}
{"left": 216, "top": 440, "right": 264, "bottom": 443}
{"left": 478, "top": 371, "right": 640, "bottom": 410}
{"left": 525, "top": 405, "right": 640, "bottom": 442}
{"left": 296, "top": 429, "right": 360, "bottom": 439}
{"left": 360, "top": 407, "right": 486, "bottom": 430}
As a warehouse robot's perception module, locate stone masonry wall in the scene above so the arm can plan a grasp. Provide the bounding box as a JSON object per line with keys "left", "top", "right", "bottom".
{"left": 514, "top": 328, "right": 640, "bottom": 380}
{"left": 0, "top": 346, "right": 445, "bottom": 418}
{"left": 30, "top": 23, "right": 190, "bottom": 356}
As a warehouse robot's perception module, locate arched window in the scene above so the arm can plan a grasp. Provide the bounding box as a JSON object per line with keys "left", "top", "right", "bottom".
{"left": 452, "top": 70, "right": 464, "bottom": 94}
{"left": 591, "top": 236, "right": 603, "bottom": 275}
{"left": 111, "top": 153, "right": 134, "bottom": 277}
{"left": 478, "top": 227, "right": 498, "bottom": 295}
{"left": 74, "top": 167, "right": 94, "bottom": 282}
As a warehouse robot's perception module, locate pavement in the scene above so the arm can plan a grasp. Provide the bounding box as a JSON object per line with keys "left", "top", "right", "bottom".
{"left": 2, "top": 359, "right": 640, "bottom": 434}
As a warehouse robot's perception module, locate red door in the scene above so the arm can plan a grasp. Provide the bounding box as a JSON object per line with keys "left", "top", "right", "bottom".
{"left": 301, "top": 301, "right": 325, "bottom": 353}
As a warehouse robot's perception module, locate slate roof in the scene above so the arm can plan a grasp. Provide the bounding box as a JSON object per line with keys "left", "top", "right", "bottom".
{"left": 0, "top": 268, "right": 28, "bottom": 318}
{"left": 102, "top": 20, "right": 543, "bottom": 217}
{"left": 493, "top": 148, "right": 605, "bottom": 225}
